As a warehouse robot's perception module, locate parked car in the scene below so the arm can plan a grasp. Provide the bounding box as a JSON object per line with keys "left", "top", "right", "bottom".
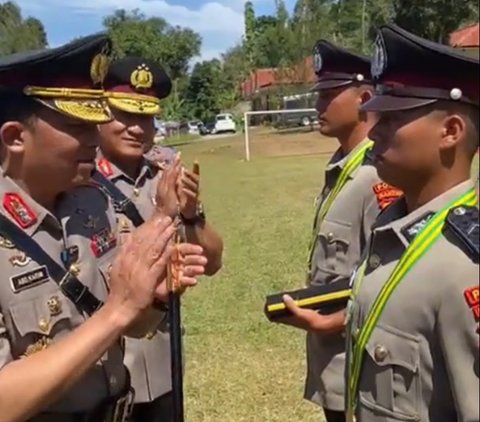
{"left": 199, "top": 121, "right": 216, "bottom": 135}
{"left": 214, "top": 113, "right": 236, "bottom": 133}
{"left": 187, "top": 120, "right": 203, "bottom": 135}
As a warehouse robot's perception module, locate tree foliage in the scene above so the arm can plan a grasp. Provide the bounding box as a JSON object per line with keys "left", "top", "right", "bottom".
{"left": 0, "top": 1, "right": 47, "bottom": 55}
{"left": 103, "top": 9, "right": 201, "bottom": 80}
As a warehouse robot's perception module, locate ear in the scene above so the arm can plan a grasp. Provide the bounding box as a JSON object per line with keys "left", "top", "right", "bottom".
{"left": 359, "top": 86, "right": 373, "bottom": 105}
{"left": 439, "top": 114, "right": 465, "bottom": 151}
{"left": 0, "top": 121, "right": 28, "bottom": 155}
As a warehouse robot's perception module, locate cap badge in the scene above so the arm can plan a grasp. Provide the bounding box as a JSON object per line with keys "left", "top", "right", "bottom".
{"left": 371, "top": 34, "right": 386, "bottom": 79}
{"left": 313, "top": 48, "right": 323, "bottom": 73}
{"left": 131, "top": 64, "right": 153, "bottom": 89}
{"left": 90, "top": 53, "right": 109, "bottom": 85}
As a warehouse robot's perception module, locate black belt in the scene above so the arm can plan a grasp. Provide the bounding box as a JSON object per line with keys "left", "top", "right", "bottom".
{"left": 91, "top": 170, "right": 145, "bottom": 227}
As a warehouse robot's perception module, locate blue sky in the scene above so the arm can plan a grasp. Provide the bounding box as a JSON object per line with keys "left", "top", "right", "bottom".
{"left": 17, "top": 0, "right": 296, "bottom": 61}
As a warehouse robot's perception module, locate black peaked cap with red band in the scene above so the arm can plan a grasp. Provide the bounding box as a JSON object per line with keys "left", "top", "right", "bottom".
{"left": 103, "top": 57, "right": 172, "bottom": 116}
{"left": 312, "top": 40, "right": 372, "bottom": 91}
{"left": 363, "top": 24, "right": 480, "bottom": 112}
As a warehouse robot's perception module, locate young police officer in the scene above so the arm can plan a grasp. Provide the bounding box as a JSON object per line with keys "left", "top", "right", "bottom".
{"left": 0, "top": 35, "right": 206, "bottom": 422}
{"left": 277, "top": 41, "right": 401, "bottom": 422}
{"left": 92, "top": 57, "right": 223, "bottom": 421}
{"left": 345, "top": 24, "right": 479, "bottom": 422}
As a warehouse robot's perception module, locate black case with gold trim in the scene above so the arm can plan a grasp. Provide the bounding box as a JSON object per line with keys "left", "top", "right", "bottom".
{"left": 264, "top": 279, "right": 351, "bottom": 321}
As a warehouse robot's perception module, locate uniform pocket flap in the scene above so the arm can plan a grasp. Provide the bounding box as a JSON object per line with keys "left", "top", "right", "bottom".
{"left": 9, "top": 292, "right": 72, "bottom": 337}
{"left": 364, "top": 323, "right": 420, "bottom": 373}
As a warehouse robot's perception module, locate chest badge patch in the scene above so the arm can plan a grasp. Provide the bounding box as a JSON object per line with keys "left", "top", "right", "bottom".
{"left": 10, "top": 265, "right": 50, "bottom": 293}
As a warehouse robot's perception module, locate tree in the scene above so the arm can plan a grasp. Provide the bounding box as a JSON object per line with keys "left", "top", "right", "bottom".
{"left": 103, "top": 9, "right": 201, "bottom": 79}
{"left": 393, "top": 0, "right": 478, "bottom": 43}
{"left": 244, "top": 1, "right": 256, "bottom": 70}
{"left": 0, "top": 1, "right": 47, "bottom": 55}
{"left": 184, "top": 60, "right": 226, "bottom": 121}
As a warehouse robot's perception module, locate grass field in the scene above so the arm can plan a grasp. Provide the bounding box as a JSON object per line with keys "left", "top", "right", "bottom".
{"left": 172, "top": 129, "right": 479, "bottom": 422}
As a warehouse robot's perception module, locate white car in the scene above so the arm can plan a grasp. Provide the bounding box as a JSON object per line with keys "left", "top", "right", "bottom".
{"left": 214, "top": 113, "right": 236, "bottom": 134}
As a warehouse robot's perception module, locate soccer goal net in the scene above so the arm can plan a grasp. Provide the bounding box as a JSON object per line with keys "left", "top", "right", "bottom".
{"left": 243, "top": 108, "right": 317, "bottom": 161}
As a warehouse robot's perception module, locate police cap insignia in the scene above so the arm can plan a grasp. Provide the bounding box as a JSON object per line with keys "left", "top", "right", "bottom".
{"left": 371, "top": 34, "right": 386, "bottom": 80}
{"left": 362, "top": 24, "right": 480, "bottom": 112}
{"left": 311, "top": 40, "right": 371, "bottom": 91}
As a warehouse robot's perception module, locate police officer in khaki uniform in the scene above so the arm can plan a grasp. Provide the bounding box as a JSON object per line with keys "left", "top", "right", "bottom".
{"left": 345, "top": 24, "right": 479, "bottom": 422}
{"left": 90, "top": 57, "right": 223, "bottom": 421}
{"left": 276, "top": 41, "right": 401, "bottom": 422}
{"left": 0, "top": 35, "right": 207, "bottom": 422}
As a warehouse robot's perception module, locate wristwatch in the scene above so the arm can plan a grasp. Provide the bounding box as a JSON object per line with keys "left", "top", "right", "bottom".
{"left": 180, "top": 201, "right": 206, "bottom": 226}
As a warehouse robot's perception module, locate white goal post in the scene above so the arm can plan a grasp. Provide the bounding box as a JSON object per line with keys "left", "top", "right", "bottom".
{"left": 243, "top": 108, "right": 316, "bottom": 161}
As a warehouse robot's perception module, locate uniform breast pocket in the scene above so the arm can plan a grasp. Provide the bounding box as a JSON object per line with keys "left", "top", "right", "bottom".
{"left": 313, "top": 219, "right": 352, "bottom": 282}
{"left": 8, "top": 292, "right": 73, "bottom": 358}
{"left": 358, "top": 324, "right": 421, "bottom": 421}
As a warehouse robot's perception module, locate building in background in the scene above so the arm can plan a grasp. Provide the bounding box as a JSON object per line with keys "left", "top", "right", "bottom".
{"left": 449, "top": 23, "right": 479, "bottom": 58}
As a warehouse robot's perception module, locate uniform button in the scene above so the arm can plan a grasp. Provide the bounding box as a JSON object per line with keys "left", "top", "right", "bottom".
{"left": 69, "top": 264, "right": 80, "bottom": 276}
{"left": 374, "top": 345, "right": 389, "bottom": 362}
{"left": 146, "top": 331, "right": 156, "bottom": 340}
{"left": 453, "top": 207, "right": 466, "bottom": 216}
{"left": 38, "top": 318, "right": 50, "bottom": 333}
{"left": 368, "top": 254, "right": 381, "bottom": 269}
{"left": 327, "top": 232, "right": 335, "bottom": 243}
{"left": 109, "top": 375, "right": 117, "bottom": 388}
{"left": 133, "top": 188, "right": 140, "bottom": 197}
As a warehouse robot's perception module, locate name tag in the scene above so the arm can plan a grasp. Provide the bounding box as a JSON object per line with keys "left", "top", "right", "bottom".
{"left": 10, "top": 265, "right": 50, "bottom": 293}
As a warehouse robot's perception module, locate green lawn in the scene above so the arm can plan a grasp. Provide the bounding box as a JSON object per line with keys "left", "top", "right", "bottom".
{"left": 174, "top": 136, "right": 479, "bottom": 422}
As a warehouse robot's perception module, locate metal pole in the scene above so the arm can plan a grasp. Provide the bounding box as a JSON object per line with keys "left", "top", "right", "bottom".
{"left": 168, "top": 232, "right": 184, "bottom": 422}
{"left": 169, "top": 293, "right": 184, "bottom": 422}
{"left": 244, "top": 112, "right": 250, "bottom": 161}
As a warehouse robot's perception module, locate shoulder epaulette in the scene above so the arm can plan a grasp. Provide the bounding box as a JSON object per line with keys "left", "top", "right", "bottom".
{"left": 445, "top": 205, "right": 479, "bottom": 262}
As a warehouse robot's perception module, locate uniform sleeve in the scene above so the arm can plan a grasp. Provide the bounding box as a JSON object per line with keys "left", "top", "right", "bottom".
{"left": 0, "top": 310, "right": 13, "bottom": 370}
{"left": 437, "top": 263, "right": 480, "bottom": 421}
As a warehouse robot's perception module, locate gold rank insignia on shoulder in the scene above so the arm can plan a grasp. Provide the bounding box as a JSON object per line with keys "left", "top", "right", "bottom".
{"left": 130, "top": 64, "right": 153, "bottom": 89}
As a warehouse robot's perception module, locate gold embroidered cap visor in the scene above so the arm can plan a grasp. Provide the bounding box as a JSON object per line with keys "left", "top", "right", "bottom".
{"left": 103, "top": 56, "right": 172, "bottom": 116}
{"left": 106, "top": 92, "right": 160, "bottom": 116}
{"left": 0, "top": 32, "right": 113, "bottom": 123}
{"left": 25, "top": 87, "right": 113, "bottom": 123}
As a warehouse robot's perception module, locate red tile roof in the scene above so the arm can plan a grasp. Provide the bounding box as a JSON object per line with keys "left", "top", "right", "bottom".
{"left": 450, "top": 23, "right": 479, "bottom": 47}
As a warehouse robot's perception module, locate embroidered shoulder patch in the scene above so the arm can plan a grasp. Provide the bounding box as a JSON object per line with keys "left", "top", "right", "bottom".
{"left": 372, "top": 182, "right": 402, "bottom": 210}
{"left": 464, "top": 286, "right": 480, "bottom": 329}
{"left": 400, "top": 212, "right": 435, "bottom": 243}
{"left": 3, "top": 193, "right": 37, "bottom": 229}
{"left": 97, "top": 158, "right": 113, "bottom": 177}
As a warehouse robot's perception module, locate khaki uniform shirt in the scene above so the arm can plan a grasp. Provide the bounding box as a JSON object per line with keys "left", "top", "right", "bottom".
{"left": 96, "top": 155, "right": 172, "bottom": 403}
{"left": 347, "top": 181, "right": 479, "bottom": 421}
{"left": 306, "top": 139, "right": 401, "bottom": 411}
{"left": 0, "top": 173, "right": 126, "bottom": 414}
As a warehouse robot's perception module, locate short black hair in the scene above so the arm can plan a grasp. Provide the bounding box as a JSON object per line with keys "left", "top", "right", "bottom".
{"left": 0, "top": 91, "right": 42, "bottom": 128}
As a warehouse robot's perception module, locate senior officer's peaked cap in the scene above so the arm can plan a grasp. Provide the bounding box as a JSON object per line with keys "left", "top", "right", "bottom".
{"left": 363, "top": 24, "right": 480, "bottom": 112}
{"left": 103, "top": 57, "right": 172, "bottom": 116}
{"left": 311, "top": 40, "right": 372, "bottom": 91}
{"left": 0, "top": 32, "right": 113, "bottom": 123}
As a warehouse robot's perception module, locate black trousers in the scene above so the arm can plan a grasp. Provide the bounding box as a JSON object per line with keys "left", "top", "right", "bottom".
{"left": 323, "top": 409, "right": 346, "bottom": 422}
{"left": 129, "top": 391, "right": 173, "bottom": 422}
